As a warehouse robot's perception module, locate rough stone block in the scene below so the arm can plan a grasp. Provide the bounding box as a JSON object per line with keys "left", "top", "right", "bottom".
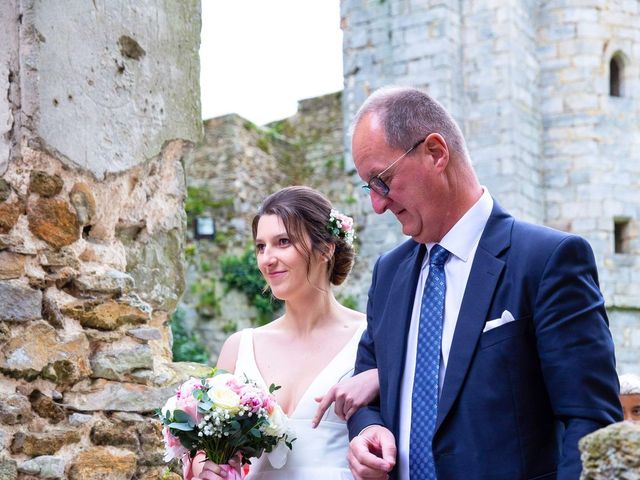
{"left": 0, "top": 202, "right": 23, "bottom": 234}
{"left": 0, "top": 393, "right": 33, "bottom": 425}
{"left": 90, "top": 343, "right": 154, "bottom": 381}
{"left": 68, "top": 447, "right": 137, "bottom": 480}
{"left": 0, "top": 281, "right": 42, "bottom": 322}
{"left": 90, "top": 419, "right": 140, "bottom": 449}
{"left": 11, "top": 429, "right": 80, "bottom": 456}
{"left": 0, "top": 321, "right": 90, "bottom": 382}
{"left": 27, "top": 198, "right": 80, "bottom": 248}
{"left": 18, "top": 456, "right": 65, "bottom": 479}
{"left": 72, "top": 269, "right": 134, "bottom": 295}
{"left": 28, "top": 171, "right": 63, "bottom": 198}
{"left": 62, "top": 298, "right": 150, "bottom": 331}
{"left": 0, "top": 252, "right": 26, "bottom": 280}
{"left": 0, "top": 456, "right": 17, "bottom": 480}
{"left": 579, "top": 421, "right": 640, "bottom": 479}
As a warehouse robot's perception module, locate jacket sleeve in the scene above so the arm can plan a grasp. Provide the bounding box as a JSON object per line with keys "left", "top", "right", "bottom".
{"left": 533, "top": 235, "right": 622, "bottom": 479}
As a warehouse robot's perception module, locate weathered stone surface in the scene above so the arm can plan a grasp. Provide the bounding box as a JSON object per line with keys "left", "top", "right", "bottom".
{"left": 72, "top": 269, "right": 134, "bottom": 295}
{"left": 30, "top": 391, "right": 65, "bottom": 423}
{"left": 68, "top": 447, "right": 137, "bottom": 480}
{"left": 0, "top": 393, "right": 33, "bottom": 425}
{"left": 0, "top": 252, "right": 26, "bottom": 280}
{"left": 90, "top": 419, "right": 139, "bottom": 448}
{"left": 29, "top": 171, "right": 63, "bottom": 198}
{"left": 38, "top": 248, "right": 81, "bottom": 270}
{"left": 0, "top": 202, "right": 23, "bottom": 234}
{"left": 579, "top": 421, "right": 640, "bottom": 479}
{"left": 18, "top": 456, "right": 65, "bottom": 479}
{"left": 138, "top": 468, "right": 181, "bottom": 480}
{"left": 0, "top": 179, "right": 11, "bottom": 202}
{"left": 62, "top": 298, "right": 150, "bottom": 331}
{"left": 0, "top": 281, "right": 42, "bottom": 322}
{"left": 27, "top": 198, "right": 79, "bottom": 248}
{"left": 41, "top": 290, "right": 64, "bottom": 328}
{"left": 127, "top": 327, "right": 162, "bottom": 341}
{"left": 90, "top": 343, "right": 153, "bottom": 381}
{"left": 137, "top": 420, "right": 165, "bottom": 466}
{"left": 68, "top": 413, "right": 93, "bottom": 427}
{"left": 11, "top": 429, "right": 80, "bottom": 456}
{"left": 0, "top": 456, "right": 17, "bottom": 480}
{"left": 64, "top": 380, "right": 178, "bottom": 413}
{"left": 0, "top": 321, "right": 90, "bottom": 382}
{"left": 122, "top": 227, "right": 185, "bottom": 311}
{"left": 69, "top": 183, "right": 96, "bottom": 225}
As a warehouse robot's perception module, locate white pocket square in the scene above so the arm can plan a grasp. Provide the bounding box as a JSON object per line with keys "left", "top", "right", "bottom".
{"left": 483, "top": 310, "right": 516, "bottom": 333}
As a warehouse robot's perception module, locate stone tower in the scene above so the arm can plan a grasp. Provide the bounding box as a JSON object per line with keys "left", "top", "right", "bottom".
{"left": 341, "top": 0, "right": 640, "bottom": 372}
{"left": 0, "top": 1, "right": 202, "bottom": 478}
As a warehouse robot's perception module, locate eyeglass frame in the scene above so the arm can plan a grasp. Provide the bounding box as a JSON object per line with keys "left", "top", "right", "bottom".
{"left": 361, "top": 137, "right": 427, "bottom": 197}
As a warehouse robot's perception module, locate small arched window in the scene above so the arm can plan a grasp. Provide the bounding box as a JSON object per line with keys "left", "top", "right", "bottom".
{"left": 609, "top": 54, "right": 623, "bottom": 97}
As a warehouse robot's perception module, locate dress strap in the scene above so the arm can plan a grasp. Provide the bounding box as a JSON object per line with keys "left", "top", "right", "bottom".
{"left": 234, "top": 328, "right": 268, "bottom": 390}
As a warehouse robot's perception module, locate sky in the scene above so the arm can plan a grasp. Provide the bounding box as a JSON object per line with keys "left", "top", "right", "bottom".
{"left": 199, "top": 0, "right": 344, "bottom": 125}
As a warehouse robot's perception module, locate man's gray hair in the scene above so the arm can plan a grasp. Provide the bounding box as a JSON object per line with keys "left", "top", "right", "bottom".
{"left": 350, "top": 86, "right": 469, "bottom": 160}
{"left": 620, "top": 373, "right": 640, "bottom": 395}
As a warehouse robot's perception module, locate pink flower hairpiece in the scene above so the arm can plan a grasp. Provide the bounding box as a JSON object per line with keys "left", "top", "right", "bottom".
{"left": 328, "top": 209, "right": 356, "bottom": 246}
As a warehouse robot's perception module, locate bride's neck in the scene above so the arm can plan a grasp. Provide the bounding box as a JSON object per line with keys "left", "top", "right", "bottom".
{"left": 281, "top": 290, "right": 342, "bottom": 335}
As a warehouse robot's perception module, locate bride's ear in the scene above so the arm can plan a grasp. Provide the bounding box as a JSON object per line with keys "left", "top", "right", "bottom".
{"left": 323, "top": 243, "right": 336, "bottom": 262}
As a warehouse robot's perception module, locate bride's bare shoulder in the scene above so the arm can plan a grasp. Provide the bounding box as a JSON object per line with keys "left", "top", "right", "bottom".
{"left": 217, "top": 330, "right": 243, "bottom": 372}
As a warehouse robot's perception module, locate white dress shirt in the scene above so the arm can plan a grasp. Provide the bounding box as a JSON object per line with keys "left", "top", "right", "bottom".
{"left": 397, "top": 189, "right": 493, "bottom": 480}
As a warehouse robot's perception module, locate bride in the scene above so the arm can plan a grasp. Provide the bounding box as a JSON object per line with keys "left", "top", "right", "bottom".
{"left": 184, "top": 186, "right": 379, "bottom": 480}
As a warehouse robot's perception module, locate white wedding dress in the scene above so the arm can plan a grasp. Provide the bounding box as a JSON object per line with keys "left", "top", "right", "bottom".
{"left": 234, "top": 323, "right": 365, "bottom": 479}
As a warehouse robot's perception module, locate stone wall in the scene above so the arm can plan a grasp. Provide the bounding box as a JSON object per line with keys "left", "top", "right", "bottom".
{"left": 0, "top": 1, "right": 202, "bottom": 478}
{"left": 341, "top": 0, "right": 640, "bottom": 373}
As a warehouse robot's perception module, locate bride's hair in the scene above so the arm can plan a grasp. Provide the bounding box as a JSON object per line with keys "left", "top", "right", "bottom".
{"left": 251, "top": 186, "right": 355, "bottom": 286}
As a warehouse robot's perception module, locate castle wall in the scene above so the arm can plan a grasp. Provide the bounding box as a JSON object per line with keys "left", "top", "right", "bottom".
{"left": 0, "top": 1, "right": 203, "bottom": 477}
{"left": 341, "top": 0, "right": 639, "bottom": 373}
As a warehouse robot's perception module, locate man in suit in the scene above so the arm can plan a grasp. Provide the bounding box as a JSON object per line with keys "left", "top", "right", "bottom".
{"left": 346, "top": 86, "right": 622, "bottom": 480}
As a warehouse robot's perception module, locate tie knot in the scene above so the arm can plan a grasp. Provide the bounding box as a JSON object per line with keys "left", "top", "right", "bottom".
{"left": 429, "top": 244, "right": 449, "bottom": 267}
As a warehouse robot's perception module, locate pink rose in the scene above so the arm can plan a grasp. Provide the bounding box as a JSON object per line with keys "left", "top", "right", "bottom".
{"left": 162, "top": 426, "right": 188, "bottom": 461}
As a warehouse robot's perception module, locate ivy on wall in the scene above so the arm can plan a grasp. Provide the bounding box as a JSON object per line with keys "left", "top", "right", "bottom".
{"left": 170, "top": 306, "right": 210, "bottom": 363}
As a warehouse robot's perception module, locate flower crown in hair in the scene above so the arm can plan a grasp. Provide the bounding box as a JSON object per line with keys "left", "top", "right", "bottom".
{"left": 328, "top": 209, "right": 356, "bottom": 246}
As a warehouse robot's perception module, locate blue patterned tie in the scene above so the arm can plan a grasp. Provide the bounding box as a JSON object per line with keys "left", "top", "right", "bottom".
{"left": 410, "top": 244, "right": 450, "bottom": 479}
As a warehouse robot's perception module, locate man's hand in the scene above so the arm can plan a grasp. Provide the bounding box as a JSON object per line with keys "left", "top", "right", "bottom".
{"left": 347, "top": 425, "right": 396, "bottom": 479}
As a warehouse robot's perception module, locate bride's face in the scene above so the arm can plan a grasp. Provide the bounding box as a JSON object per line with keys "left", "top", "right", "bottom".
{"left": 255, "top": 214, "right": 328, "bottom": 301}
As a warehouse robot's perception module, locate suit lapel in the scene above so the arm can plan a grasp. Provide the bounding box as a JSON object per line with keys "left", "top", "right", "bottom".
{"left": 435, "top": 203, "right": 513, "bottom": 431}
{"left": 385, "top": 242, "right": 425, "bottom": 427}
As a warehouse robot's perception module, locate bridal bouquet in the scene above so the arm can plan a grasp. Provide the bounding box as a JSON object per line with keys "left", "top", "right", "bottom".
{"left": 158, "top": 370, "right": 295, "bottom": 477}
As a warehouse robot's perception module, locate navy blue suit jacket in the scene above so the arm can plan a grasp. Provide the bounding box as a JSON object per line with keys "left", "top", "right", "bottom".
{"left": 348, "top": 201, "right": 622, "bottom": 480}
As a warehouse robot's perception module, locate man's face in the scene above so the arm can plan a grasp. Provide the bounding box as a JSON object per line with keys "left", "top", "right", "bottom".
{"left": 620, "top": 394, "right": 640, "bottom": 421}
{"left": 352, "top": 113, "right": 446, "bottom": 243}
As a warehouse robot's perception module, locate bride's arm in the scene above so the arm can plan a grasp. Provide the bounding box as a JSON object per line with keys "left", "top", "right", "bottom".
{"left": 216, "top": 331, "right": 242, "bottom": 372}
{"left": 311, "top": 368, "right": 379, "bottom": 427}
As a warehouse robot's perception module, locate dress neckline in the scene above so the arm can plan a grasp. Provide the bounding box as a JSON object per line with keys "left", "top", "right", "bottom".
{"left": 245, "top": 323, "right": 365, "bottom": 418}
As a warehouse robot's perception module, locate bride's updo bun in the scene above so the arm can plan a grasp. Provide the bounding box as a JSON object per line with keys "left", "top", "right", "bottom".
{"left": 251, "top": 186, "right": 355, "bottom": 286}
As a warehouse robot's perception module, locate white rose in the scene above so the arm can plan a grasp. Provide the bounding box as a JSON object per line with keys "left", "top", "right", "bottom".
{"left": 161, "top": 395, "right": 177, "bottom": 417}
{"left": 209, "top": 386, "right": 241, "bottom": 413}
{"left": 206, "top": 373, "right": 236, "bottom": 390}
{"left": 264, "top": 404, "right": 288, "bottom": 437}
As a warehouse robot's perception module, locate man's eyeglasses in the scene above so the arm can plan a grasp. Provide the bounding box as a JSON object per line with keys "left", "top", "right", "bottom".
{"left": 361, "top": 137, "right": 426, "bottom": 197}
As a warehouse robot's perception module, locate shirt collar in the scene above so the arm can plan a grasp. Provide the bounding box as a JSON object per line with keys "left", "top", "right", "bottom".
{"left": 426, "top": 187, "right": 493, "bottom": 263}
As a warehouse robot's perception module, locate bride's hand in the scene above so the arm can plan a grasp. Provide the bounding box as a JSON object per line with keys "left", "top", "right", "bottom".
{"left": 183, "top": 451, "right": 242, "bottom": 479}
{"left": 312, "top": 368, "right": 379, "bottom": 427}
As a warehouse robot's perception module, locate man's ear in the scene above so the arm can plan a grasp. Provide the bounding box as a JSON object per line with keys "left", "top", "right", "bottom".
{"left": 425, "top": 133, "right": 449, "bottom": 171}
